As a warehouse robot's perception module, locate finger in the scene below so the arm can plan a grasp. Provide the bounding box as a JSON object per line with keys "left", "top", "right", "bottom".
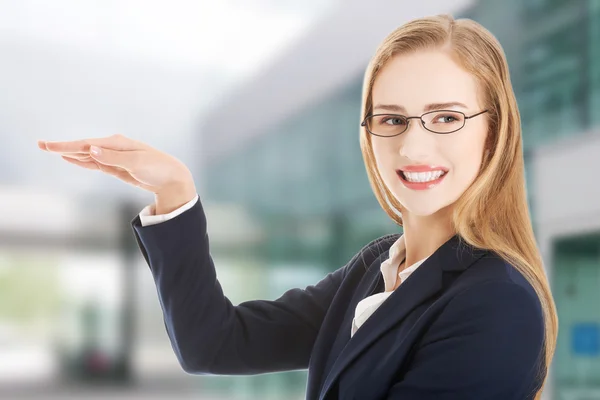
{"left": 62, "top": 155, "right": 148, "bottom": 188}
{"left": 88, "top": 146, "right": 144, "bottom": 171}
{"left": 44, "top": 134, "right": 142, "bottom": 153}
{"left": 61, "top": 155, "right": 100, "bottom": 170}
{"left": 37, "top": 140, "right": 49, "bottom": 151}
{"left": 61, "top": 153, "right": 93, "bottom": 162}
{"left": 63, "top": 154, "right": 123, "bottom": 175}
{"left": 40, "top": 137, "right": 94, "bottom": 155}
{"left": 96, "top": 163, "right": 151, "bottom": 189}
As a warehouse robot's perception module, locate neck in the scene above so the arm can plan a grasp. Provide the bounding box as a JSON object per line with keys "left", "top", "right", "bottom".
{"left": 401, "top": 206, "right": 456, "bottom": 268}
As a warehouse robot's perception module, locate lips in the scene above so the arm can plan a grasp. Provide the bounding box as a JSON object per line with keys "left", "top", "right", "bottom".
{"left": 399, "top": 164, "right": 449, "bottom": 173}
{"left": 395, "top": 165, "right": 449, "bottom": 190}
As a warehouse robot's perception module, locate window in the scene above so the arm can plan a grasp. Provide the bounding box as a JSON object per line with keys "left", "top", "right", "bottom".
{"left": 520, "top": 19, "right": 587, "bottom": 145}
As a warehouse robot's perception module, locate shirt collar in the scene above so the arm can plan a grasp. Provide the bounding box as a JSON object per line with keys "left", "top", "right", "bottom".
{"left": 380, "top": 234, "right": 429, "bottom": 292}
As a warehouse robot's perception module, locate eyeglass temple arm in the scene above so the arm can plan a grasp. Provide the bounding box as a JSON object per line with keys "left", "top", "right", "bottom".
{"left": 465, "top": 109, "right": 489, "bottom": 119}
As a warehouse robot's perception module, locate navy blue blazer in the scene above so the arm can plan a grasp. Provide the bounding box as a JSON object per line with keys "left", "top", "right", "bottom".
{"left": 131, "top": 196, "right": 547, "bottom": 399}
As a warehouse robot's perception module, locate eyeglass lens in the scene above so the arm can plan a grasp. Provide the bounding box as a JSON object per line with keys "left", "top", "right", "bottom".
{"left": 365, "top": 110, "right": 466, "bottom": 136}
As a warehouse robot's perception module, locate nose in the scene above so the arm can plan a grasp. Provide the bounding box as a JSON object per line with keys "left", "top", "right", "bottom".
{"left": 398, "top": 118, "right": 436, "bottom": 160}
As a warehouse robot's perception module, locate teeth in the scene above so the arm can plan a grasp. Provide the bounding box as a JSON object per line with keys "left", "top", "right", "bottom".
{"left": 403, "top": 170, "right": 445, "bottom": 182}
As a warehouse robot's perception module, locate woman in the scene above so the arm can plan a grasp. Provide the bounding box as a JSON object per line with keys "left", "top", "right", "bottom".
{"left": 38, "top": 14, "right": 557, "bottom": 399}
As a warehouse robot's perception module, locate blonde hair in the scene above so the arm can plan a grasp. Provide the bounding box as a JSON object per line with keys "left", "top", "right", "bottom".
{"left": 359, "top": 14, "right": 557, "bottom": 398}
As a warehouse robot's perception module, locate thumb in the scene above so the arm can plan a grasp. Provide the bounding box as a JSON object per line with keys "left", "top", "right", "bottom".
{"left": 89, "top": 145, "right": 142, "bottom": 170}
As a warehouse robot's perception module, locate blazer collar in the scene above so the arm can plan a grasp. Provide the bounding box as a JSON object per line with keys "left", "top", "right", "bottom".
{"left": 381, "top": 234, "right": 430, "bottom": 292}
{"left": 319, "top": 233, "right": 488, "bottom": 400}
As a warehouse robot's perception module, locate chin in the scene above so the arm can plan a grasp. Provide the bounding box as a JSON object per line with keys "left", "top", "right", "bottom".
{"left": 395, "top": 197, "right": 452, "bottom": 218}
{"left": 402, "top": 205, "right": 442, "bottom": 217}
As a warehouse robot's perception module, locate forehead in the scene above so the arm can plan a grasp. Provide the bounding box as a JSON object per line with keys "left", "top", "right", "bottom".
{"left": 372, "top": 50, "right": 481, "bottom": 113}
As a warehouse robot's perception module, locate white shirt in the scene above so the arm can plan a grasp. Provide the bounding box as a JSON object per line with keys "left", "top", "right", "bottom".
{"left": 350, "top": 235, "right": 428, "bottom": 337}
{"left": 137, "top": 195, "right": 429, "bottom": 339}
{"left": 138, "top": 195, "right": 200, "bottom": 226}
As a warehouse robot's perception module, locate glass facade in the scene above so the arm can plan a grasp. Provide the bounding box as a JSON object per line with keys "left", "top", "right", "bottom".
{"left": 552, "top": 233, "right": 600, "bottom": 390}
{"left": 519, "top": 1, "right": 600, "bottom": 397}
{"left": 519, "top": 1, "right": 590, "bottom": 149}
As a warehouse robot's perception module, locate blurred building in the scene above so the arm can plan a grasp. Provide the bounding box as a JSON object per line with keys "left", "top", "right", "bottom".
{"left": 200, "top": 0, "right": 600, "bottom": 399}
{"left": 522, "top": 1, "right": 600, "bottom": 398}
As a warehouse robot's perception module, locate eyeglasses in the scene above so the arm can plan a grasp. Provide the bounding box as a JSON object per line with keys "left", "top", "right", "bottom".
{"left": 361, "top": 109, "right": 488, "bottom": 137}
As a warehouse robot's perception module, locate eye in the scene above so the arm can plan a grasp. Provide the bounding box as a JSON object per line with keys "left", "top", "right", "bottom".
{"left": 435, "top": 115, "right": 458, "bottom": 123}
{"left": 426, "top": 111, "right": 465, "bottom": 124}
{"left": 381, "top": 116, "right": 407, "bottom": 126}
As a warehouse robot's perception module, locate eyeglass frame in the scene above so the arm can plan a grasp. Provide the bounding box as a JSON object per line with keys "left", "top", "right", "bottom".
{"left": 360, "top": 109, "right": 489, "bottom": 137}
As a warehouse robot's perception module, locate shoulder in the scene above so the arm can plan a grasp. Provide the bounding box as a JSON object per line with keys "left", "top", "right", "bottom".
{"left": 454, "top": 279, "right": 543, "bottom": 321}
{"left": 437, "top": 278, "right": 545, "bottom": 352}
{"left": 432, "top": 246, "right": 548, "bottom": 347}
{"left": 423, "top": 278, "right": 546, "bottom": 369}
{"left": 407, "top": 278, "right": 547, "bottom": 397}
{"left": 461, "top": 253, "right": 543, "bottom": 310}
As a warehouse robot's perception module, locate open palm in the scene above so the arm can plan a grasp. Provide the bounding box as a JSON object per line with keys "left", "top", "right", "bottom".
{"left": 38, "top": 133, "right": 192, "bottom": 193}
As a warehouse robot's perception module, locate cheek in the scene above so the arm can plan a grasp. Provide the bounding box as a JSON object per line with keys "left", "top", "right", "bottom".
{"left": 371, "top": 139, "right": 397, "bottom": 180}
{"left": 449, "top": 136, "right": 486, "bottom": 185}
{"left": 371, "top": 138, "right": 386, "bottom": 160}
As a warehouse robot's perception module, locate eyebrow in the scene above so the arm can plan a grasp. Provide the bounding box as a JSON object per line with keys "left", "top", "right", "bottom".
{"left": 372, "top": 102, "right": 469, "bottom": 113}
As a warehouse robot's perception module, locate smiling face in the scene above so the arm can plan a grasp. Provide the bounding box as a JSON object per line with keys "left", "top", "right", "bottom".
{"left": 369, "top": 49, "right": 489, "bottom": 217}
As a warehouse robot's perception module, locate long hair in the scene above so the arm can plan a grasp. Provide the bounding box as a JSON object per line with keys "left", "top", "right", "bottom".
{"left": 359, "top": 14, "right": 557, "bottom": 398}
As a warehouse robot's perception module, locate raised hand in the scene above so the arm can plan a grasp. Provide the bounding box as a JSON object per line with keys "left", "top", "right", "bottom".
{"left": 38, "top": 133, "right": 197, "bottom": 214}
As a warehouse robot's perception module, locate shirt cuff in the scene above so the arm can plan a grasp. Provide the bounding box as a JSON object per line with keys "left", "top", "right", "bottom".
{"left": 139, "top": 194, "right": 199, "bottom": 227}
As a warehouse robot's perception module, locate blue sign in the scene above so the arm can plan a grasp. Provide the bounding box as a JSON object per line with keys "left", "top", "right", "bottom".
{"left": 572, "top": 323, "right": 600, "bottom": 357}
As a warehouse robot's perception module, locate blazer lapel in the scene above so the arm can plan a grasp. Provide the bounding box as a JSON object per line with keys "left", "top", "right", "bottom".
{"left": 307, "top": 250, "right": 389, "bottom": 400}
{"left": 319, "top": 234, "right": 488, "bottom": 400}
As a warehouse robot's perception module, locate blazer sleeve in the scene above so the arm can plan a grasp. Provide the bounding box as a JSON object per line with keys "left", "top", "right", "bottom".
{"left": 131, "top": 195, "right": 370, "bottom": 376}
{"left": 385, "top": 280, "right": 546, "bottom": 400}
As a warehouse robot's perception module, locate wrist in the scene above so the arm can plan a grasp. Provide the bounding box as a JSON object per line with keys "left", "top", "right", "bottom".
{"left": 154, "top": 176, "right": 197, "bottom": 215}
